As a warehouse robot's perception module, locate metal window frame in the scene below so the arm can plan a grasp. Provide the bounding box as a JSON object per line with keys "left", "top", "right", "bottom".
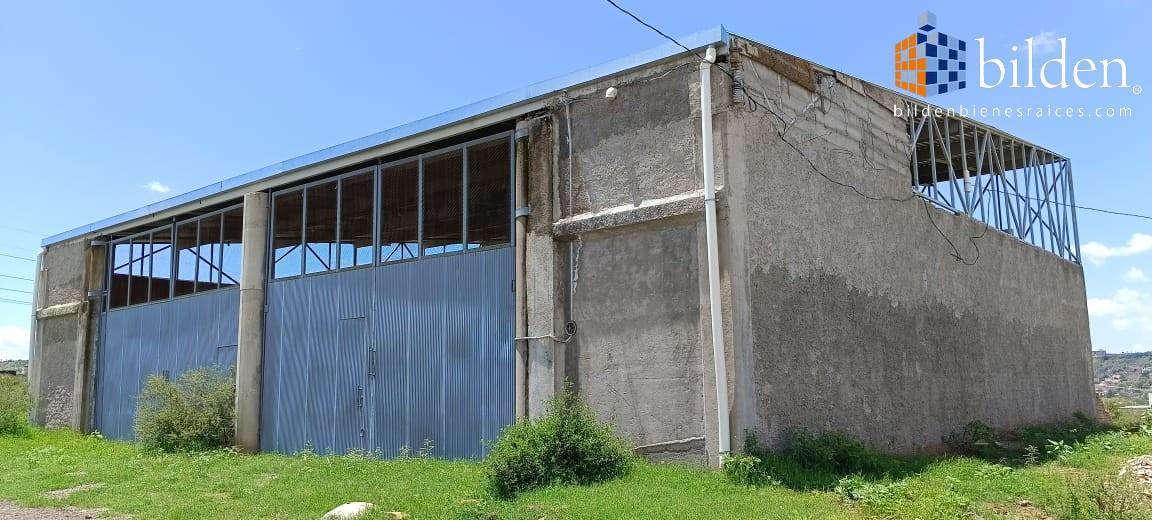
{"left": 336, "top": 166, "right": 378, "bottom": 271}
{"left": 268, "top": 130, "right": 514, "bottom": 281}
{"left": 419, "top": 146, "right": 466, "bottom": 257}
{"left": 148, "top": 226, "right": 174, "bottom": 303}
{"left": 106, "top": 202, "right": 244, "bottom": 311}
{"left": 378, "top": 156, "right": 420, "bottom": 264}
{"left": 302, "top": 180, "right": 339, "bottom": 275}
{"left": 269, "top": 189, "right": 304, "bottom": 280}
{"left": 216, "top": 206, "right": 245, "bottom": 288}
{"left": 194, "top": 212, "right": 225, "bottom": 292}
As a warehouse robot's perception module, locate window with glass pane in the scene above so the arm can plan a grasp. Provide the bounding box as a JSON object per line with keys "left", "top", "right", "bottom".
{"left": 305, "top": 181, "right": 337, "bottom": 274}
{"left": 174, "top": 221, "right": 198, "bottom": 297}
{"left": 150, "top": 227, "right": 173, "bottom": 302}
{"left": 273, "top": 191, "right": 303, "bottom": 278}
{"left": 421, "top": 150, "right": 464, "bottom": 255}
{"left": 466, "top": 138, "right": 511, "bottom": 248}
{"left": 339, "top": 171, "right": 374, "bottom": 268}
{"left": 380, "top": 160, "right": 419, "bottom": 262}
{"left": 109, "top": 242, "right": 131, "bottom": 308}
{"left": 128, "top": 236, "right": 150, "bottom": 305}
{"left": 220, "top": 208, "right": 243, "bottom": 288}
{"left": 196, "top": 214, "right": 221, "bottom": 292}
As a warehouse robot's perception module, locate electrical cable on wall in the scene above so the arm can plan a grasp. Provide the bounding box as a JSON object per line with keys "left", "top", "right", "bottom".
{"left": 599, "top": 0, "right": 1108, "bottom": 267}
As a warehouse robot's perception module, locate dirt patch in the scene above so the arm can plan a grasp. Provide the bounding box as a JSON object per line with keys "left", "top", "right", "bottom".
{"left": 0, "top": 501, "right": 128, "bottom": 520}
{"left": 43, "top": 483, "right": 105, "bottom": 499}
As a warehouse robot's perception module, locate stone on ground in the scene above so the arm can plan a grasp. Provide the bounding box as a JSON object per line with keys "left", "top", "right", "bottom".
{"left": 320, "top": 502, "right": 374, "bottom": 519}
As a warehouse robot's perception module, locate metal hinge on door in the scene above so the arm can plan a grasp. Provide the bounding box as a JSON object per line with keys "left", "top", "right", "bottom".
{"left": 367, "top": 348, "right": 377, "bottom": 377}
{"left": 356, "top": 386, "right": 364, "bottom": 409}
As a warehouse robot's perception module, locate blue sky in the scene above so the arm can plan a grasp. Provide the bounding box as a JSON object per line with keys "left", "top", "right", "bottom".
{"left": 0, "top": 1, "right": 1148, "bottom": 358}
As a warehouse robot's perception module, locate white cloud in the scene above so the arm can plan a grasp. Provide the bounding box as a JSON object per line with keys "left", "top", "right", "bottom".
{"left": 0, "top": 325, "right": 29, "bottom": 360}
{"left": 144, "top": 181, "right": 171, "bottom": 194}
{"left": 1027, "top": 31, "right": 1062, "bottom": 55}
{"left": 1126, "top": 267, "right": 1149, "bottom": 282}
{"left": 1088, "top": 288, "right": 1152, "bottom": 334}
{"left": 1082, "top": 233, "right": 1152, "bottom": 264}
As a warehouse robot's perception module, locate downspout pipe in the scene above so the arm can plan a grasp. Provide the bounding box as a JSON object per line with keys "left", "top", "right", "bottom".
{"left": 514, "top": 122, "right": 530, "bottom": 420}
{"left": 699, "top": 46, "right": 731, "bottom": 463}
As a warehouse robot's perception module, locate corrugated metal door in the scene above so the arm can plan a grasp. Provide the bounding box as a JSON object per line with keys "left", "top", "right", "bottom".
{"left": 262, "top": 247, "right": 513, "bottom": 458}
{"left": 95, "top": 288, "right": 240, "bottom": 440}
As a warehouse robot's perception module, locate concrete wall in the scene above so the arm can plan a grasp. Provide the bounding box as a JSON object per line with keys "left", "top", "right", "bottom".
{"left": 726, "top": 39, "right": 1095, "bottom": 453}
{"left": 28, "top": 237, "right": 100, "bottom": 430}
{"left": 546, "top": 55, "right": 734, "bottom": 464}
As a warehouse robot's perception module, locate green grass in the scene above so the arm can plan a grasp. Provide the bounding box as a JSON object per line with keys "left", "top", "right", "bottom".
{"left": 2, "top": 428, "right": 1152, "bottom": 519}
{"left": 0, "top": 430, "right": 859, "bottom": 519}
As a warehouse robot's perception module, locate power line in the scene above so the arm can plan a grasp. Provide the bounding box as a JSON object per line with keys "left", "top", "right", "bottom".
{"left": 0, "top": 224, "right": 43, "bottom": 236}
{"left": 0, "top": 252, "right": 34, "bottom": 262}
{"left": 986, "top": 190, "right": 1151, "bottom": 221}
{"left": 0, "top": 287, "right": 32, "bottom": 294}
{"left": 1078, "top": 205, "right": 1152, "bottom": 221}
{"left": 0, "top": 244, "right": 39, "bottom": 254}
{"left": 604, "top": 0, "right": 706, "bottom": 61}
{"left": 600, "top": 1, "right": 1148, "bottom": 267}
{"left": 0, "top": 274, "right": 33, "bottom": 282}
{"left": 0, "top": 298, "right": 31, "bottom": 305}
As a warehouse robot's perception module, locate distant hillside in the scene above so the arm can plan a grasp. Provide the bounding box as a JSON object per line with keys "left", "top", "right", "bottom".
{"left": 0, "top": 359, "right": 27, "bottom": 374}
{"left": 1095, "top": 352, "right": 1152, "bottom": 401}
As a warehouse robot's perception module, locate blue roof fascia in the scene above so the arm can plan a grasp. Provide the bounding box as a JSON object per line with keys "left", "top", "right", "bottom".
{"left": 42, "top": 26, "right": 729, "bottom": 247}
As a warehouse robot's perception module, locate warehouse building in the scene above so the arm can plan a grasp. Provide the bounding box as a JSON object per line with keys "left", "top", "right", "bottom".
{"left": 28, "top": 28, "right": 1094, "bottom": 464}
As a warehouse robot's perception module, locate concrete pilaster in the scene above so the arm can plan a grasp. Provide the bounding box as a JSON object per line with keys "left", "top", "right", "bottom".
{"left": 235, "top": 191, "right": 269, "bottom": 452}
{"left": 523, "top": 116, "right": 563, "bottom": 418}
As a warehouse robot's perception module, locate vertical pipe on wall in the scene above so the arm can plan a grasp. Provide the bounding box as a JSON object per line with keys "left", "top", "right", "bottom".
{"left": 514, "top": 122, "right": 530, "bottom": 420}
{"left": 235, "top": 191, "right": 270, "bottom": 452}
{"left": 699, "top": 46, "right": 731, "bottom": 463}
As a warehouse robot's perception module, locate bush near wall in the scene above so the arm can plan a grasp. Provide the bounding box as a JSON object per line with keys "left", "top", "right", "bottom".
{"left": 134, "top": 366, "right": 235, "bottom": 452}
{"left": 485, "top": 386, "right": 634, "bottom": 499}
{"left": 0, "top": 374, "right": 31, "bottom": 436}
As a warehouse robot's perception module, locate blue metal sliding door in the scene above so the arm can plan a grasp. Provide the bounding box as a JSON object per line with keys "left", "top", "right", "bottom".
{"left": 261, "top": 246, "right": 514, "bottom": 458}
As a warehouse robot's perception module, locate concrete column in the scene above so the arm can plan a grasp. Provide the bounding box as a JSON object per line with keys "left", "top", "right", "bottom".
{"left": 235, "top": 191, "right": 269, "bottom": 452}
{"left": 523, "top": 116, "right": 563, "bottom": 418}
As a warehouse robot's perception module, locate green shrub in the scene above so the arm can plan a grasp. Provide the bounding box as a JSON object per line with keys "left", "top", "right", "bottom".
{"left": 728, "top": 430, "right": 926, "bottom": 490}
{"left": 484, "top": 385, "right": 634, "bottom": 499}
{"left": 943, "top": 420, "right": 1008, "bottom": 459}
{"left": 134, "top": 366, "right": 235, "bottom": 452}
{"left": 723, "top": 453, "right": 779, "bottom": 486}
{"left": 788, "top": 430, "right": 887, "bottom": 474}
{"left": 0, "top": 375, "right": 31, "bottom": 436}
{"left": 832, "top": 475, "right": 909, "bottom": 514}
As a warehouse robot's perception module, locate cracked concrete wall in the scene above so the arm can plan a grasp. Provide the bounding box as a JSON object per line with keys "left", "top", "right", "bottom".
{"left": 727, "top": 41, "right": 1094, "bottom": 453}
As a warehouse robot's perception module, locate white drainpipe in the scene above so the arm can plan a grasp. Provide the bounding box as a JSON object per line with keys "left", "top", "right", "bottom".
{"left": 699, "top": 46, "right": 731, "bottom": 463}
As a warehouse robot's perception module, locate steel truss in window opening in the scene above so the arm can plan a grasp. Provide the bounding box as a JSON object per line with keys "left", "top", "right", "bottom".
{"left": 270, "top": 131, "right": 513, "bottom": 280}
{"left": 107, "top": 204, "right": 244, "bottom": 310}
{"left": 904, "top": 102, "right": 1081, "bottom": 263}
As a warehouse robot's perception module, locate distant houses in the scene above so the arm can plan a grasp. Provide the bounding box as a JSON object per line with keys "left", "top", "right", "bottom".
{"left": 0, "top": 360, "right": 27, "bottom": 377}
